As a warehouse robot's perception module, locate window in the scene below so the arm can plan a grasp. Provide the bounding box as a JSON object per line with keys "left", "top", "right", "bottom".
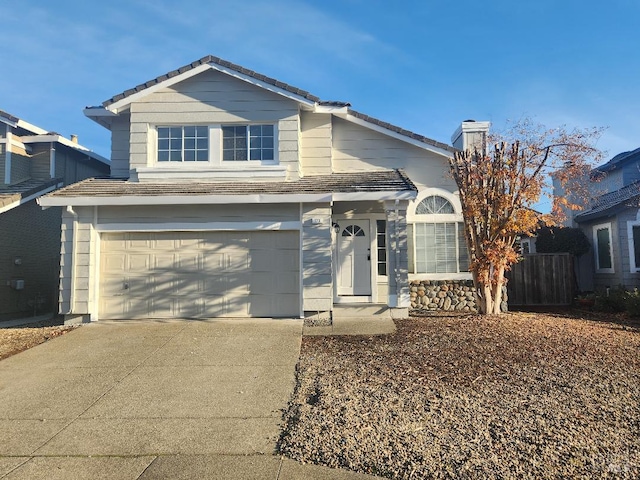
{"left": 415, "top": 195, "right": 455, "bottom": 214}
{"left": 410, "top": 194, "right": 469, "bottom": 275}
{"left": 521, "top": 239, "right": 531, "bottom": 255}
{"left": 157, "top": 126, "right": 208, "bottom": 162}
{"left": 222, "top": 125, "right": 274, "bottom": 162}
{"left": 413, "top": 223, "right": 468, "bottom": 274}
{"left": 594, "top": 223, "right": 613, "bottom": 272}
{"left": 376, "top": 220, "right": 387, "bottom": 276}
{"left": 627, "top": 222, "right": 640, "bottom": 272}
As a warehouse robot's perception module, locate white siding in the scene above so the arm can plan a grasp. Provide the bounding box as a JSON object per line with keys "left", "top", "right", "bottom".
{"left": 331, "top": 117, "right": 455, "bottom": 190}
{"left": 302, "top": 203, "right": 332, "bottom": 312}
{"left": 111, "top": 114, "right": 130, "bottom": 178}
{"left": 300, "top": 111, "right": 332, "bottom": 175}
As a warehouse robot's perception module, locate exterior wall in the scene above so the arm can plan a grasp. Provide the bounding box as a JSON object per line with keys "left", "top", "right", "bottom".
{"left": 332, "top": 117, "right": 456, "bottom": 191}
{"left": 597, "top": 169, "right": 623, "bottom": 194}
{"left": 29, "top": 143, "right": 52, "bottom": 180}
{"left": 10, "top": 152, "right": 30, "bottom": 184}
{"left": 110, "top": 114, "right": 130, "bottom": 178}
{"left": 622, "top": 163, "right": 640, "bottom": 187}
{"left": 0, "top": 200, "right": 62, "bottom": 320}
{"left": 128, "top": 69, "right": 300, "bottom": 179}
{"left": 0, "top": 142, "right": 5, "bottom": 182}
{"left": 411, "top": 280, "right": 477, "bottom": 312}
{"left": 302, "top": 203, "right": 332, "bottom": 312}
{"left": 615, "top": 208, "right": 640, "bottom": 288}
{"left": 300, "top": 111, "right": 332, "bottom": 175}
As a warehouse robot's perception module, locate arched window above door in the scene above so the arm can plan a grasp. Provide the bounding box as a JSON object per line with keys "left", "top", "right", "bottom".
{"left": 341, "top": 225, "right": 365, "bottom": 237}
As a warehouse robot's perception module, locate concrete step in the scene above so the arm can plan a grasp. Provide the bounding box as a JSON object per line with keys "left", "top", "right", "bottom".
{"left": 331, "top": 304, "right": 391, "bottom": 318}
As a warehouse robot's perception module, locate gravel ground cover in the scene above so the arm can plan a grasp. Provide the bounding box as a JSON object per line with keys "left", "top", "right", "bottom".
{"left": 279, "top": 312, "right": 640, "bottom": 479}
{"left": 0, "top": 317, "right": 75, "bottom": 361}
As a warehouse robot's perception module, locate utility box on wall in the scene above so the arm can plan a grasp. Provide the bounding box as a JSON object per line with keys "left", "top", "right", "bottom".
{"left": 10, "top": 279, "right": 25, "bottom": 290}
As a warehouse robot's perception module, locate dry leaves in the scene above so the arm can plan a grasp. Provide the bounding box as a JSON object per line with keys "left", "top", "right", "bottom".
{"left": 279, "top": 312, "right": 640, "bottom": 479}
{"left": 0, "top": 320, "right": 75, "bottom": 361}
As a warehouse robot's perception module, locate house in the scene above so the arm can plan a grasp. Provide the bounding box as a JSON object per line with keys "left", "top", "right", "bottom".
{"left": 0, "top": 110, "right": 110, "bottom": 320}
{"left": 39, "top": 55, "right": 487, "bottom": 322}
{"left": 570, "top": 147, "right": 640, "bottom": 291}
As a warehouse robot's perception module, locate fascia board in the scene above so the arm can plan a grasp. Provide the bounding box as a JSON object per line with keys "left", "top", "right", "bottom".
{"left": 339, "top": 113, "right": 453, "bottom": 158}
{"left": 106, "top": 63, "right": 212, "bottom": 112}
{"left": 208, "top": 64, "right": 317, "bottom": 107}
{"left": 333, "top": 191, "right": 417, "bottom": 201}
{"left": 38, "top": 193, "right": 333, "bottom": 207}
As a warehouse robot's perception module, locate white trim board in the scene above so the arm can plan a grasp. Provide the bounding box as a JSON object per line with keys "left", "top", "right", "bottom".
{"left": 95, "top": 221, "right": 301, "bottom": 232}
{"left": 39, "top": 190, "right": 416, "bottom": 207}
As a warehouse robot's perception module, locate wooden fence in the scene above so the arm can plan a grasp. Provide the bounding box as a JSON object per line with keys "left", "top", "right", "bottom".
{"left": 507, "top": 253, "right": 574, "bottom": 306}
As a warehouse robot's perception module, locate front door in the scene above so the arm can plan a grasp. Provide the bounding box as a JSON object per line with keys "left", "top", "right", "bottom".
{"left": 337, "top": 220, "right": 372, "bottom": 296}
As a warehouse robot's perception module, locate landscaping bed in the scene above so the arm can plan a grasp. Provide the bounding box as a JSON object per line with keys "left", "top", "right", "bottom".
{"left": 0, "top": 317, "right": 76, "bottom": 361}
{"left": 279, "top": 312, "right": 640, "bottom": 479}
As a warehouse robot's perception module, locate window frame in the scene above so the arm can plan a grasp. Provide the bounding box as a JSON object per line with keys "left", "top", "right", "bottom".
{"left": 627, "top": 220, "right": 640, "bottom": 273}
{"left": 593, "top": 222, "right": 614, "bottom": 273}
{"left": 376, "top": 220, "right": 387, "bottom": 277}
{"left": 152, "top": 123, "right": 278, "bottom": 167}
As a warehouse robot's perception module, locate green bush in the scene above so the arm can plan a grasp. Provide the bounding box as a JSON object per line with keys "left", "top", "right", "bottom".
{"left": 625, "top": 289, "right": 640, "bottom": 317}
{"left": 593, "top": 286, "right": 629, "bottom": 313}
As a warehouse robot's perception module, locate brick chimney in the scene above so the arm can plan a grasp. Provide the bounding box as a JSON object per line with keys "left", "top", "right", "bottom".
{"left": 451, "top": 120, "right": 490, "bottom": 151}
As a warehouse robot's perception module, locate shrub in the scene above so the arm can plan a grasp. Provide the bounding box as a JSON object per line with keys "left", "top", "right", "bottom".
{"left": 593, "top": 286, "right": 629, "bottom": 313}
{"left": 625, "top": 289, "right": 640, "bottom": 317}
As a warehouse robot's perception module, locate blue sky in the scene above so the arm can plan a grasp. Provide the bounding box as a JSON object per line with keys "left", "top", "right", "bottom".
{"left": 1, "top": 0, "right": 638, "bottom": 163}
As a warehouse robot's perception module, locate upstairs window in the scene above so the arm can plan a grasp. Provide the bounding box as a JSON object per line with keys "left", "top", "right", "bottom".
{"left": 157, "top": 126, "right": 208, "bottom": 162}
{"left": 416, "top": 195, "right": 455, "bottom": 214}
{"left": 222, "top": 125, "right": 274, "bottom": 162}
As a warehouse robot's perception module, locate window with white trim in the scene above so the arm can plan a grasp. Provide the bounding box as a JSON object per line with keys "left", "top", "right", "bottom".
{"left": 628, "top": 221, "right": 640, "bottom": 272}
{"left": 222, "top": 125, "right": 274, "bottom": 162}
{"left": 410, "top": 195, "right": 469, "bottom": 274}
{"left": 593, "top": 222, "right": 613, "bottom": 273}
{"left": 157, "top": 126, "right": 208, "bottom": 162}
{"left": 155, "top": 124, "right": 276, "bottom": 165}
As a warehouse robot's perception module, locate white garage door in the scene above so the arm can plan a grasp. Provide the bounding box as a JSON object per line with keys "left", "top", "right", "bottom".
{"left": 99, "top": 231, "right": 299, "bottom": 319}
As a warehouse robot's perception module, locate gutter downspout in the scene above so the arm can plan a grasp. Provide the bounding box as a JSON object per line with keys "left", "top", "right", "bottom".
{"left": 66, "top": 206, "right": 78, "bottom": 315}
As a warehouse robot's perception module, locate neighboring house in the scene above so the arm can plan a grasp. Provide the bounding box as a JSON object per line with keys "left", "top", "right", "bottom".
{"left": 0, "top": 110, "right": 110, "bottom": 320}
{"left": 39, "top": 55, "right": 488, "bottom": 322}
{"left": 569, "top": 147, "right": 640, "bottom": 291}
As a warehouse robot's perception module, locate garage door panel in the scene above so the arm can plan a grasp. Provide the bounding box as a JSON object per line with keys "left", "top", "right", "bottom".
{"left": 100, "top": 230, "right": 299, "bottom": 319}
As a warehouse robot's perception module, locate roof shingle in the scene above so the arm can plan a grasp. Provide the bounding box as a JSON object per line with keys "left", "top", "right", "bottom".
{"left": 574, "top": 180, "right": 640, "bottom": 222}
{"left": 46, "top": 170, "right": 417, "bottom": 199}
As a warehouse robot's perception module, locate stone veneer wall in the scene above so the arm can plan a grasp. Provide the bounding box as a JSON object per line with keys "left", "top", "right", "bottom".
{"left": 410, "top": 280, "right": 478, "bottom": 312}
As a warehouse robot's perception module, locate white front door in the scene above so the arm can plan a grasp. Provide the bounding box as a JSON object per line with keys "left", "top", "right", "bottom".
{"left": 337, "top": 220, "right": 372, "bottom": 296}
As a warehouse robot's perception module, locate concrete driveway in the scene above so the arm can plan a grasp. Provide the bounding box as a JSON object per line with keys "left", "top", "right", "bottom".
{"left": 0, "top": 319, "right": 377, "bottom": 479}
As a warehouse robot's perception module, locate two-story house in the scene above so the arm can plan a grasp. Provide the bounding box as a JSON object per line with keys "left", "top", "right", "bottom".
{"left": 39, "top": 55, "right": 486, "bottom": 322}
{"left": 0, "top": 110, "right": 109, "bottom": 320}
{"left": 570, "top": 147, "right": 640, "bottom": 291}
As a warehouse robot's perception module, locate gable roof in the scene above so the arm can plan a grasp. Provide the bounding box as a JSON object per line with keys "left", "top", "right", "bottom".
{"left": 574, "top": 180, "right": 640, "bottom": 223}
{"left": 1, "top": 109, "right": 110, "bottom": 166}
{"left": 39, "top": 170, "right": 417, "bottom": 207}
{"left": 86, "top": 55, "right": 456, "bottom": 156}
{"left": 594, "top": 147, "right": 640, "bottom": 174}
{"left": 0, "top": 178, "right": 63, "bottom": 214}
